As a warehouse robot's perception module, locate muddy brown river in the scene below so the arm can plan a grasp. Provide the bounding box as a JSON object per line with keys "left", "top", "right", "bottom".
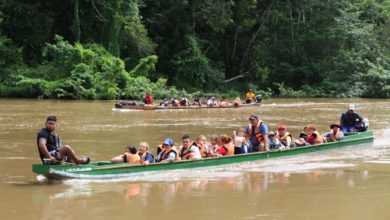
{"left": 0, "top": 98, "right": 389, "bottom": 219}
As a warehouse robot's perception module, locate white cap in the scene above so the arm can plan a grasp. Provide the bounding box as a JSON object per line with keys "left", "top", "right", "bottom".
{"left": 348, "top": 104, "right": 355, "bottom": 111}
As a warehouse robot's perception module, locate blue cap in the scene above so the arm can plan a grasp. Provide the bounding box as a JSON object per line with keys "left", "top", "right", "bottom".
{"left": 163, "top": 138, "right": 174, "bottom": 146}
{"left": 164, "top": 97, "right": 168, "bottom": 101}
{"left": 249, "top": 114, "right": 258, "bottom": 119}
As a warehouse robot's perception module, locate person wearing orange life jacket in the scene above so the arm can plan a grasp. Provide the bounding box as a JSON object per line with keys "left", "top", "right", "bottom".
{"left": 304, "top": 125, "right": 323, "bottom": 145}
{"left": 196, "top": 135, "right": 210, "bottom": 158}
{"left": 215, "top": 134, "right": 234, "bottom": 156}
{"left": 155, "top": 138, "right": 179, "bottom": 163}
{"left": 110, "top": 145, "right": 140, "bottom": 164}
{"left": 275, "top": 125, "right": 296, "bottom": 150}
{"left": 244, "top": 114, "right": 270, "bottom": 153}
{"left": 138, "top": 142, "right": 154, "bottom": 165}
{"left": 322, "top": 122, "right": 344, "bottom": 143}
{"left": 178, "top": 135, "right": 201, "bottom": 160}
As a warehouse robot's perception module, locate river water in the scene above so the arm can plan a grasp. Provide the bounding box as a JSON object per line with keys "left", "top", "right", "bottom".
{"left": 0, "top": 98, "right": 389, "bottom": 219}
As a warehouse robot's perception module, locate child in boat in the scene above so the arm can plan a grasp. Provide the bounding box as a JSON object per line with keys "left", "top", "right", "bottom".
{"left": 111, "top": 145, "right": 140, "bottom": 163}
{"left": 268, "top": 132, "right": 283, "bottom": 151}
{"left": 232, "top": 128, "right": 248, "bottom": 154}
{"left": 295, "top": 125, "right": 323, "bottom": 145}
{"left": 209, "top": 134, "right": 219, "bottom": 157}
{"left": 292, "top": 126, "right": 309, "bottom": 147}
{"left": 196, "top": 135, "right": 210, "bottom": 158}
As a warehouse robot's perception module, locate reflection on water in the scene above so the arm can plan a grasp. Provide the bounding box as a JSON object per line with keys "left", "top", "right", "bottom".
{"left": 1, "top": 98, "right": 390, "bottom": 219}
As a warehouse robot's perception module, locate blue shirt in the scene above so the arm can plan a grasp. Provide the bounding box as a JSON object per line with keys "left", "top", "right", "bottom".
{"left": 245, "top": 123, "right": 268, "bottom": 146}
{"left": 144, "top": 152, "right": 155, "bottom": 163}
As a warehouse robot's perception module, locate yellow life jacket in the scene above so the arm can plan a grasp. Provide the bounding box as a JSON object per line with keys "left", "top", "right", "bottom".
{"left": 278, "top": 132, "right": 292, "bottom": 146}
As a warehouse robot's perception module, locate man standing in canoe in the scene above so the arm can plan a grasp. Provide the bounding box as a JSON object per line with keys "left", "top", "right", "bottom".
{"left": 245, "top": 89, "right": 257, "bottom": 104}
{"left": 37, "top": 116, "right": 90, "bottom": 165}
{"left": 245, "top": 114, "right": 270, "bottom": 153}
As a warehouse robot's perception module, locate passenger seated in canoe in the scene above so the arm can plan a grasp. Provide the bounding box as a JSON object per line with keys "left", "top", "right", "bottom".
{"left": 37, "top": 116, "right": 90, "bottom": 165}
{"left": 138, "top": 142, "right": 155, "bottom": 165}
{"left": 220, "top": 96, "right": 228, "bottom": 106}
{"left": 299, "top": 126, "right": 309, "bottom": 140}
{"left": 196, "top": 135, "right": 210, "bottom": 158}
{"left": 160, "top": 98, "right": 169, "bottom": 107}
{"left": 180, "top": 97, "right": 189, "bottom": 106}
{"left": 209, "top": 134, "right": 219, "bottom": 157}
{"left": 232, "top": 97, "right": 241, "bottom": 107}
{"left": 245, "top": 89, "right": 257, "bottom": 104}
{"left": 276, "top": 125, "right": 296, "bottom": 150}
{"left": 214, "top": 134, "right": 234, "bottom": 156}
{"left": 295, "top": 125, "right": 323, "bottom": 145}
{"left": 233, "top": 128, "right": 248, "bottom": 154}
{"left": 322, "top": 123, "right": 344, "bottom": 143}
{"left": 155, "top": 138, "right": 179, "bottom": 163}
{"left": 245, "top": 114, "right": 270, "bottom": 153}
{"left": 170, "top": 97, "right": 179, "bottom": 107}
{"left": 292, "top": 126, "right": 309, "bottom": 147}
{"left": 142, "top": 92, "right": 153, "bottom": 105}
{"left": 178, "top": 135, "right": 201, "bottom": 160}
{"left": 192, "top": 97, "right": 201, "bottom": 106}
{"left": 340, "top": 104, "right": 365, "bottom": 132}
{"left": 268, "top": 132, "right": 283, "bottom": 151}
{"left": 207, "top": 96, "right": 217, "bottom": 107}
{"left": 110, "top": 145, "right": 140, "bottom": 164}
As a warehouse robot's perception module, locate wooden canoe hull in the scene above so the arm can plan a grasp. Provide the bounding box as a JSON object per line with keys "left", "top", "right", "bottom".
{"left": 32, "top": 131, "right": 373, "bottom": 179}
{"left": 114, "top": 102, "right": 261, "bottom": 110}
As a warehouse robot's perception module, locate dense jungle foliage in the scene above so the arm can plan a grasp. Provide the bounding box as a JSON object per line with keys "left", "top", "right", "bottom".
{"left": 0, "top": 0, "right": 389, "bottom": 99}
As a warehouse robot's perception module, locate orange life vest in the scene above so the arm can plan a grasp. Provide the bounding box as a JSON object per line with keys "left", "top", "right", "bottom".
{"left": 179, "top": 143, "right": 196, "bottom": 160}
{"left": 248, "top": 121, "right": 265, "bottom": 143}
{"left": 159, "top": 146, "right": 179, "bottom": 161}
{"left": 311, "top": 131, "right": 322, "bottom": 145}
{"left": 221, "top": 142, "right": 234, "bottom": 156}
{"left": 198, "top": 144, "right": 210, "bottom": 158}
{"left": 278, "top": 132, "right": 292, "bottom": 146}
{"left": 123, "top": 153, "right": 140, "bottom": 164}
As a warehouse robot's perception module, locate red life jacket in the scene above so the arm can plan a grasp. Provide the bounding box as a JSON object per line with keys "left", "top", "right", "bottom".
{"left": 248, "top": 121, "right": 265, "bottom": 143}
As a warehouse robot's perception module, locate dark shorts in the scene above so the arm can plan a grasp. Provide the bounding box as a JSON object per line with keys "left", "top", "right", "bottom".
{"left": 246, "top": 100, "right": 252, "bottom": 104}
{"left": 42, "top": 150, "right": 68, "bottom": 165}
{"left": 234, "top": 146, "right": 242, "bottom": 155}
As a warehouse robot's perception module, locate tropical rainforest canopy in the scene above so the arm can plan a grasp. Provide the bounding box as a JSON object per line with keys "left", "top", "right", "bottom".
{"left": 0, "top": 0, "right": 389, "bottom": 99}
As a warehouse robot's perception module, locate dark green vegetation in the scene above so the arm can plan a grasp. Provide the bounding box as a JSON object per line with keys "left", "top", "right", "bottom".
{"left": 32, "top": 131, "right": 374, "bottom": 179}
{"left": 1, "top": 0, "right": 389, "bottom": 99}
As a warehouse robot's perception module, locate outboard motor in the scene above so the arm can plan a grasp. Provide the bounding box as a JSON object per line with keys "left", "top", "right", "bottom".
{"left": 357, "top": 118, "right": 369, "bottom": 132}
{"left": 255, "top": 94, "right": 263, "bottom": 103}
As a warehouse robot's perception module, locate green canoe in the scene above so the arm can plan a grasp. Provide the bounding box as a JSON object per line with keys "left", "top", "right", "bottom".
{"left": 32, "top": 131, "right": 374, "bottom": 179}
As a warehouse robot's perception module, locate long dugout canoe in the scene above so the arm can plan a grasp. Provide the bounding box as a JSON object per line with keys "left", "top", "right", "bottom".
{"left": 114, "top": 102, "right": 261, "bottom": 110}
{"left": 32, "top": 131, "right": 373, "bottom": 179}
